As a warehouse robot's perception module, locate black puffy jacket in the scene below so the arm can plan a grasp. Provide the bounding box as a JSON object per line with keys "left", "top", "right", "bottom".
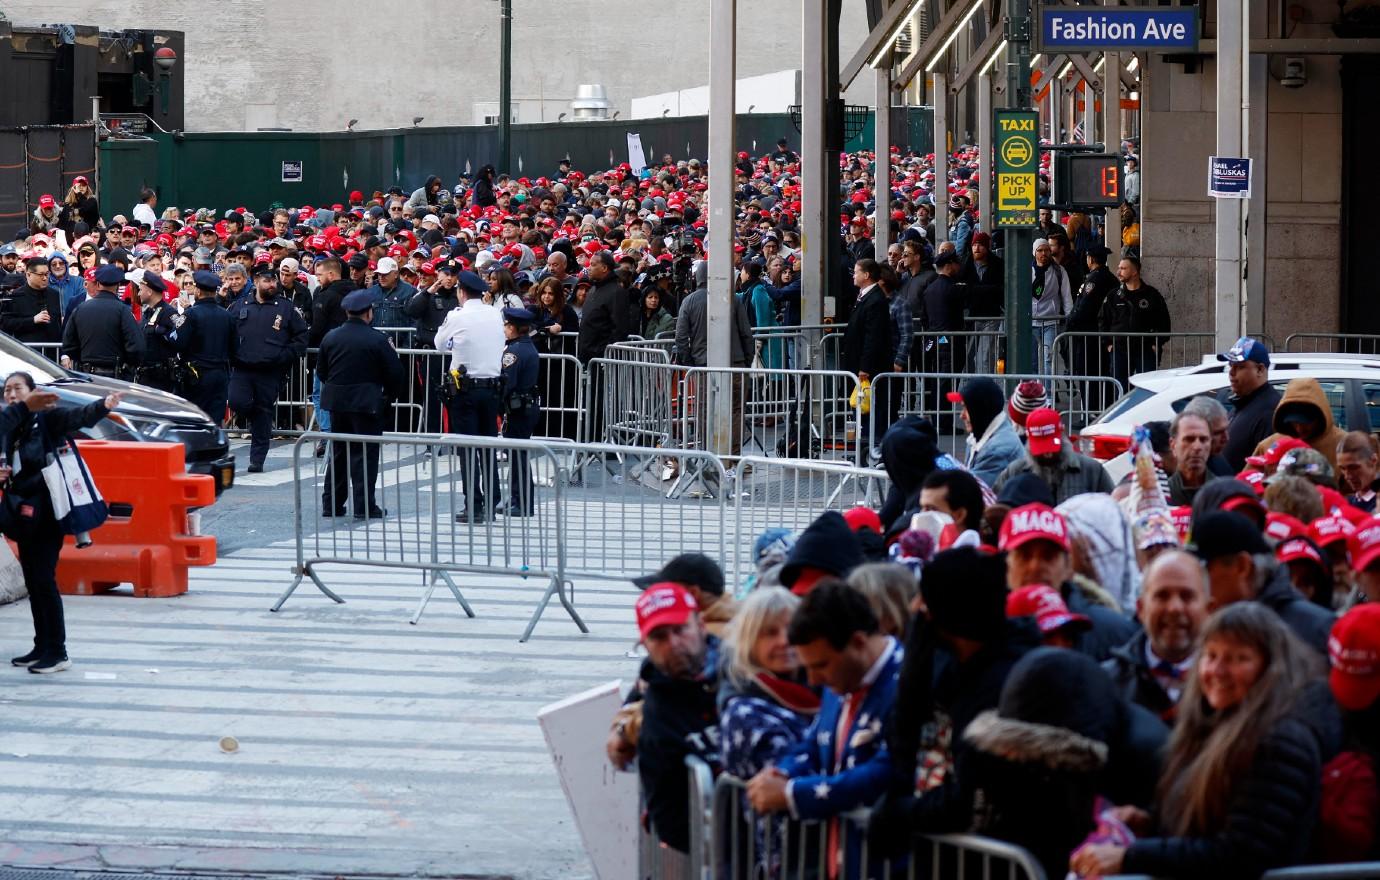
{"left": 1122, "top": 680, "right": 1342, "bottom": 879}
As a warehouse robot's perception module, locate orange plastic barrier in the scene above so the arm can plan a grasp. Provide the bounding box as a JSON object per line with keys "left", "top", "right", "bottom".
{"left": 42, "top": 440, "right": 217, "bottom": 597}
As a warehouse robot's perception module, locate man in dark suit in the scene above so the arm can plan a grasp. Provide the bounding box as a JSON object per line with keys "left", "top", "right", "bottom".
{"left": 316, "top": 290, "right": 407, "bottom": 520}
{"left": 842, "top": 259, "right": 896, "bottom": 449}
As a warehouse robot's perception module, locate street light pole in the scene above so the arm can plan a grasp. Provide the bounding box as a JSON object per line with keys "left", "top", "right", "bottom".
{"left": 499, "top": 0, "right": 513, "bottom": 174}
{"left": 1002, "top": 0, "right": 1035, "bottom": 374}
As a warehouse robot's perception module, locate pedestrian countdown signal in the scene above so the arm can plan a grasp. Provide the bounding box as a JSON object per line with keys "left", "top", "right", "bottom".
{"left": 1054, "top": 153, "right": 1122, "bottom": 208}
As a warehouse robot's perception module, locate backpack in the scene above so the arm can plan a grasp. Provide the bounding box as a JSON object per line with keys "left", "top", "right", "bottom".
{"left": 1317, "top": 749, "right": 1379, "bottom": 863}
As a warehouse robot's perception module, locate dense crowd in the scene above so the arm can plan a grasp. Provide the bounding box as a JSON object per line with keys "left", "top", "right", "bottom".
{"left": 611, "top": 337, "right": 1380, "bottom": 879}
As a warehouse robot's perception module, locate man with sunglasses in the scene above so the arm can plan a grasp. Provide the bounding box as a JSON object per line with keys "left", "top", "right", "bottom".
{"left": 1, "top": 256, "right": 63, "bottom": 345}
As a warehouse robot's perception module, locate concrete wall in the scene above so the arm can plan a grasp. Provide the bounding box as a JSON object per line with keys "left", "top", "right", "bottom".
{"left": 4, "top": 0, "right": 870, "bottom": 132}
{"left": 1141, "top": 0, "right": 1344, "bottom": 336}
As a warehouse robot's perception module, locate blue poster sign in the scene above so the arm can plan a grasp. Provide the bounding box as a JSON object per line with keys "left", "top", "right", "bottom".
{"left": 1038, "top": 6, "right": 1199, "bottom": 52}
{"left": 1208, "top": 156, "right": 1252, "bottom": 199}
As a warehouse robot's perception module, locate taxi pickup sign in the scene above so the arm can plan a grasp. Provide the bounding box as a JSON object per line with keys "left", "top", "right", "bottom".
{"left": 1038, "top": 6, "right": 1198, "bottom": 52}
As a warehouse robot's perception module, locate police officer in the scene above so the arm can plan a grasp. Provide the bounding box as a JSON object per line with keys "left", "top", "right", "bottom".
{"left": 173, "top": 270, "right": 237, "bottom": 423}
{"left": 435, "top": 270, "right": 504, "bottom": 523}
{"left": 132, "top": 270, "right": 180, "bottom": 392}
{"left": 404, "top": 259, "right": 461, "bottom": 434}
{"left": 500, "top": 307, "right": 541, "bottom": 517}
{"left": 229, "top": 264, "right": 309, "bottom": 473}
{"left": 317, "top": 290, "right": 406, "bottom": 520}
{"left": 59, "top": 264, "right": 143, "bottom": 379}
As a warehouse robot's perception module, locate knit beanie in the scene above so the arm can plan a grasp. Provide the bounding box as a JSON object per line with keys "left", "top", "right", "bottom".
{"left": 1008, "top": 380, "right": 1048, "bottom": 428}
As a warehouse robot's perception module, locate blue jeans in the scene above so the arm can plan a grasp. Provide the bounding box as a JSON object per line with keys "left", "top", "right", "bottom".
{"left": 1034, "top": 321, "right": 1060, "bottom": 375}
{"left": 312, "top": 373, "right": 331, "bottom": 432}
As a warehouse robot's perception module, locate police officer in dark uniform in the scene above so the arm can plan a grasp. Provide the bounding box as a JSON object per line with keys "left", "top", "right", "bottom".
{"left": 173, "top": 270, "right": 237, "bottom": 423}
{"left": 1066, "top": 244, "right": 1119, "bottom": 404}
{"left": 404, "top": 259, "right": 461, "bottom": 434}
{"left": 499, "top": 307, "right": 541, "bottom": 517}
{"left": 317, "top": 290, "right": 406, "bottom": 520}
{"left": 60, "top": 264, "right": 144, "bottom": 380}
{"left": 132, "top": 270, "right": 180, "bottom": 392}
{"left": 229, "top": 264, "right": 309, "bottom": 473}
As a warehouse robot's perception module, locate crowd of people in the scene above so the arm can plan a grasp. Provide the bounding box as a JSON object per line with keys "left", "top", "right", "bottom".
{"left": 610, "top": 335, "right": 1380, "bottom": 879}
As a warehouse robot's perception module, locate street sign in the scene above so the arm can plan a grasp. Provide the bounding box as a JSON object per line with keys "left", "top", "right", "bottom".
{"left": 994, "top": 110, "right": 1039, "bottom": 229}
{"left": 1037, "top": 5, "right": 1199, "bottom": 53}
{"left": 1208, "top": 156, "right": 1251, "bottom": 198}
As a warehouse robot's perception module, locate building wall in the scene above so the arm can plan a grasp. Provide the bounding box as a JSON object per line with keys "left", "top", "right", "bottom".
{"left": 3, "top": 0, "right": 871, "bottom": 131}
{"left": 1142, "top": 0, "right": 1345, "bottom": 337}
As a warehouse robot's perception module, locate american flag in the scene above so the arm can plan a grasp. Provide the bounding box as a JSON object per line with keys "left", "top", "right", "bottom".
{"left": 1072, "top": 120, "right": 1086, "bottom": 143}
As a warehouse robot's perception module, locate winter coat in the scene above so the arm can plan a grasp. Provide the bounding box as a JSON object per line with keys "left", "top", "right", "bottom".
{"left": 1224, "top": 382, "right": 1283, "bottom": 472}
{"left": 1103, "top": 629, "right": 1180, "bottom": 723}
{"left": 992, "top": 448, "right": 1118, "bottom": 506}
{"left": 965, "top": 413, "right": 1023, "bottom": 488}
{"left": 1251, "top": 377, "right": 1348, "bottom": 470}
{"left": 1057, "top": 493, "right": 1141, "bottom": 612}
{"left": 718, "top": 673, "right": 819, "bottom": 779}
{"left": 959, "top": 253, "right": 1004, "bottom": 319}
{"left": 638, "top": 306, "right": 675, "bottom": 341}
{"left": 842, "top": 284, "right": 893, "bottom": 378}
{"left": 962, "top": 648, "right": 1168, "bottom": 878}
{"left": 1062, "top": 577, "right": 1140, "bottom": 662}
{"left": 1031, "top": 260, "right": 1072, "bottom": 321}
{"left": 634, "top": 637, "right": 723, "bottom": 854}
{"left": 1122, "top": 681, "right": 1343, "bottom": 879}
{"left": 1255, "top": 561, "right": 1334, "bottom": 655}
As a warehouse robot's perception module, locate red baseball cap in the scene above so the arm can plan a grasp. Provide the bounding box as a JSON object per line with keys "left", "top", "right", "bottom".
{"left": 842, "top": 506, "right": 883, "bottom": 534}
{"left": 1349, "top": 518, "right": 1380, "bottom": 573}
{"left": 1222, "top": 493, "right": 1267, "bottom": 522}
{"left": 998, "top": 503, "right": 1071, "bottom": 553}
{"left": 1277, "top": 537, "right": 1325, "bottom": 568}
{"left": 1329, "top": 605, "right": 1380, "bottom": 711}
{"left": 1024, "top": 408, "right": 1064, "bottom": 457}
{"left": 1246, "top": 437, "right": 1310, "bottom": 470}
{"left": 1311, "top": 514, "right": 1357, "bottom": 550}
{"left": 1265, "top": 512, "right": 1307, "bottom": 543}
{"left": 38, "top": 194, "right": 55, "bottom": 209}
{"left": 1237, "top": 468, "right": 1267, "bottom": 495}
{"left": 635, "top": 582, "right": 699, "bottom": 640}
{"left": 1006, "top": 584, "right": 1091, "bottom": 636}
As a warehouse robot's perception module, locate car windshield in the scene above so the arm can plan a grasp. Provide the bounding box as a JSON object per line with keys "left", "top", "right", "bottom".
{"left": 0, "top": 333, "right": 66, "bottom": 385}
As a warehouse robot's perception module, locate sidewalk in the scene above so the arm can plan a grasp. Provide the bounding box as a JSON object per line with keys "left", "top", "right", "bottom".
{"left": 0, "top": 541, "right": 644, "bottom": 880}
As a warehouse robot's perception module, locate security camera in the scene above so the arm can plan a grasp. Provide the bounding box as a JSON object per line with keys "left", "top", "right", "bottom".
{"left": 1281, "top": 57, "right": 1306, "bottom": 88}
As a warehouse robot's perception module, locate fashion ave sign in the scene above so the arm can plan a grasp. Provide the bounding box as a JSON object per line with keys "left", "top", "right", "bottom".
{"left": 1037, "top": 6, "right": 1199, "bottom": 52}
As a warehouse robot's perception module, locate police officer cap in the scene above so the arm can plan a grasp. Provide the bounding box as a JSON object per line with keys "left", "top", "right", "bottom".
{"left": 192, "top": 269, "right": 222, "bottom": 291}
{"left": 456, "top": 270, "right": 488, "bottom": 295}
{"left": 253, "top": 263, "right": 277, "bottom": 278}
{"left": 502, "top": 306, "right": 536, "bottom": 326}
{"left": 342, "top": 289, "right": 375, "bottom": 314}
{"left": 94, "top": 264, "right": 126, "bottom": 286}
{"left": 437, "top": 259, "right": 460, "bottom": 274}
{"left": 140, "top": 270, "right": 168, "bottom": 293}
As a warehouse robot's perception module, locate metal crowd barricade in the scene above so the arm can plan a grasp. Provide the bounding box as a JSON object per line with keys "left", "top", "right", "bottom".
{"left": 608, "top": 339, "right": 674, "bottom": 364}
{"left": 590, "top": 359, "right": 866, "bottom": 468}
{"left": 272, "top": 431, "right": 581, "bottom": 641}
{"left": 22, "top": 341, "right": 62, "bottom": 362}
{"left": 1283, "top": 333, "right": 1380, "bottom": 356}
{"left": 729, "top": 455, "right": 890, "bottom": 586}
{"left": 867, "top": 371, "right": 1123, "bottom": 459}
{"left": 815, "top": 329, "right": 1006, "bottom": 376}
{"left": 709, "top": 773, "right": 1047, "bottom": 880}
{"left": 641, "top": 756, "right": 715, "bottom": 880}
{"left": 1050, "top": 331, "right": 1218, "bottom": 380}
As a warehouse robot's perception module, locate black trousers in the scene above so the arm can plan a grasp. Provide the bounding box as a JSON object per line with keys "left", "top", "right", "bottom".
{"left": 505, "top": 403, "right": 539, "bottom": 514}
{"left": 186, "top": 366, "right": 229, "bottom": 425}
{"left": 413, "top": 352, "right": 444, "bottom": 434}
{"left": 447, "top": 386, "right": 501, "bottom": 512}
{"left": 323, "top": 411, "right": 382, "bottom": 515}
{"left": 19, "top": 526, "right": 66, "bottom": 658}
{"left": 229, "top": 368, "right": 283, "bottom": 467}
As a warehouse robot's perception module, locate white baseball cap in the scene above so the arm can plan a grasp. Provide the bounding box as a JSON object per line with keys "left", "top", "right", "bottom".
{"left": 376, "top": 256, "right": 399, "bottom": 273}
{"left": 422, "top": 214, "right": 441, "bottom": 227}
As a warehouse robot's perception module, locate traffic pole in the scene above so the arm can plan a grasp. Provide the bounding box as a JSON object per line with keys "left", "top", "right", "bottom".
{"left": 1001, "top": 0, "right": 1036, "bottom": 374}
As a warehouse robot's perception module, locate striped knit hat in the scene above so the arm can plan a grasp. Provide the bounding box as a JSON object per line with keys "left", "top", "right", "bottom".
{"left": 1008, "top": 380, "right": 1048, "bottom": 428}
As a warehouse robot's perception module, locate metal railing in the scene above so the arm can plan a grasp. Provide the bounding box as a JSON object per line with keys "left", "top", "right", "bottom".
{"left": 273, "top": 432, "right": 728, "bottom": 640}
{"left": 590, "top": 359, "right": 866, "bottom": 466}
{"left": 1283, "top": 333, "right": 1380, "bottom": 356}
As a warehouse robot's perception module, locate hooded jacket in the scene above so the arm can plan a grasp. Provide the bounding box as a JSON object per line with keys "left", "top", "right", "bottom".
{"left": 1122, "top": 680, "right": 1342, "bottom": 878}
{"left": 47, "top": 253, "right": 87, "bottom": 319}
{"left": 962, "top": 649, "right": 1168, "bottom": 878}
{"left": 879, "top": 416, "right": 947, "bottom": 529}
{"left": 1251, "top": 377, "right": 1347, "bottom": 468}
{"left": 778, "top": 511, "right": 864, "bottom": 587}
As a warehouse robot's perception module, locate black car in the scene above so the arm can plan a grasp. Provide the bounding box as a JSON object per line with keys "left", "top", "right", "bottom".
{"left": 0, "top": 334, "right": 235, "bottom": 493}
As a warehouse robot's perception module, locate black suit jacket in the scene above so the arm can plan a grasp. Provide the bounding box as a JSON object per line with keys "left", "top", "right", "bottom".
{"left": 842, "top": 285, "right": 894, "bottom": 376}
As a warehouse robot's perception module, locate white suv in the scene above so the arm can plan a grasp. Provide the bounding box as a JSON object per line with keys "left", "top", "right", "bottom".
{"left": 1078, "top": 352, "right": 1378, "bottom": 481}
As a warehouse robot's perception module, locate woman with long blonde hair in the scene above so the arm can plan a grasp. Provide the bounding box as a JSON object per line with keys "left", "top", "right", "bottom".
{"left": 1071, "top": 602, "right": 1339, "bottom": 877}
